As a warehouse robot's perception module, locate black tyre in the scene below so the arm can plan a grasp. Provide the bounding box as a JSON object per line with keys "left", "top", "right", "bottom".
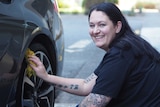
{"left": 17, "top": 43, "right": 56, "bottom": 107}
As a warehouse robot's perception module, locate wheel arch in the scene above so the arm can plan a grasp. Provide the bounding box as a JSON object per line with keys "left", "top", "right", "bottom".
{"left": 30, "top": 34, "right": 58, "bottom": 75}
{"left": 15, "top": 33, "right": 57, "bottom": 107}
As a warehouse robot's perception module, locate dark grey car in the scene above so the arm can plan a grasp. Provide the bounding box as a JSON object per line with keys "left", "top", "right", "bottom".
{"left": 0, "top": 0, "right": 64, "bottom": 106}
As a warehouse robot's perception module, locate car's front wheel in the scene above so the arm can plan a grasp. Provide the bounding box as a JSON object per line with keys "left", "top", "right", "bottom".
{"left": 17, "top": 43, "right": 56, "bottom": 107}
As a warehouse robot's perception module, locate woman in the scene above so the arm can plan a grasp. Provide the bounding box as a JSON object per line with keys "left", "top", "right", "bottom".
{"left": 29, "top": 2, "right": 160, "bottom": 107}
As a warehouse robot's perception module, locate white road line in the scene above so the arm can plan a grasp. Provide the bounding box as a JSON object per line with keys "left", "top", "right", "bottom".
{"left": 65, "top": 39, "right": 92, "bottom": 53}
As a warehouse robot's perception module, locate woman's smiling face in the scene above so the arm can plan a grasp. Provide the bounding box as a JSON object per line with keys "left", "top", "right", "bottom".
{"left": 89, "top": 10, "right": 121, "bottom": 51}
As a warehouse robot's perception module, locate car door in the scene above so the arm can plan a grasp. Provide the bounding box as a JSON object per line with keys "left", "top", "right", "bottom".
{"left": 0, "top": 0, "right": 26, "bottom": 106}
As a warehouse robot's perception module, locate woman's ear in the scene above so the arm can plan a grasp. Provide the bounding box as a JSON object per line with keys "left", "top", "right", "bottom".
{"left": 116, "top": 21, "right": 122, "bottom": 33}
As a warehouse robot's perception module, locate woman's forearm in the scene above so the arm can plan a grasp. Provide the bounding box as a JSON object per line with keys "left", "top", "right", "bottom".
{"left": 44, "top": 74, "right": 88, "bottom": 96}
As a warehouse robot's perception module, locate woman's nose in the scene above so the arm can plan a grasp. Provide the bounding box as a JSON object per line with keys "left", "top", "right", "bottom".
{"left": 93, "top": 27, "right": 100, "bottom": 34}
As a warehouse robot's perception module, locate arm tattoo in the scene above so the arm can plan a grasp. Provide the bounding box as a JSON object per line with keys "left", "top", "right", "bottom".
{"left": 79, "top": 93, "right": 110, "bottom": 107}
{"left": 84, "top": 73, "right": 97, "bottom": 83}
{"left": 70, "top": 84, "right": 79, "bottom": 90}
{"left": 55, "top": 84, "right": 79, "bottom": 90}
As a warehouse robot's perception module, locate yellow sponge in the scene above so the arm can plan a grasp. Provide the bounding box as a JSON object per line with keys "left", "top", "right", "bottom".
{"left": 25, "top": 48, "right": 36, "bottom": 77}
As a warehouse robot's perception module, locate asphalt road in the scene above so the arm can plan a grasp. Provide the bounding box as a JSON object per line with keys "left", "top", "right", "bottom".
{"left": 55, "top": 12, "right": 160, "bottom": 107}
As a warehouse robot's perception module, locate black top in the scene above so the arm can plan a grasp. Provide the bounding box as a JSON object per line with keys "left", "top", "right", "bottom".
{"left": 92, "top": 45, "right": 160, "bottom": 107}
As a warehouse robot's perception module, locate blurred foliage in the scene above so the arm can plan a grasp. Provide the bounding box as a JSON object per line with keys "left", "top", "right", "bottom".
{"left": 82, "top": 0, "right": 118, "bottom": 14}
{"left": 135, "top": 2, "right": 156, "bottom": 9}
{"left": 108, "top": 0, "right": 118, "bottom": 4}
{"left": 57, "top": 0, "right": 83, "bottom": 14}
{"left": 57, "top": 0, "right": 159, "bottom": 14}
{"left": 57, "top": 0, "right": 118, "bottom": 14}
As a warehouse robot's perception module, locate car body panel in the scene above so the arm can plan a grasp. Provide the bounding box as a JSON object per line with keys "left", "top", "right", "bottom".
{"left": 0, "top": 0, "right": 64, "bottom": 106}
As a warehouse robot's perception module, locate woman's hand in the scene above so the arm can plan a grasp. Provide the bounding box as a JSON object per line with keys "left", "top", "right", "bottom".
{"left": 29, "top": 55, "right": 48, "bottom": 80}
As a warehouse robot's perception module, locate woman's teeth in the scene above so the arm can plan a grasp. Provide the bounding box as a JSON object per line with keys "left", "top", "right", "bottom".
{"left": 95, "top": 36, "right": 103, "bottom": 39}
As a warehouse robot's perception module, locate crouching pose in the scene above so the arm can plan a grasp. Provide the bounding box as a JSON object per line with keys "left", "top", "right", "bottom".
{"left": 29, "top": 2, "right": 160, "bottom": 107}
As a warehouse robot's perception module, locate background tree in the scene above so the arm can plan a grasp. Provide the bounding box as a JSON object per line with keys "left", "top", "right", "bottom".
{"left": 82, "top": 0, "right": 118, "bottom": 14}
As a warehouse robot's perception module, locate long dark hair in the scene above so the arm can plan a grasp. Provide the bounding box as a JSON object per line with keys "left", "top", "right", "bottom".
{"left": 88, "top": 2, "right": 160, "bottom": 62}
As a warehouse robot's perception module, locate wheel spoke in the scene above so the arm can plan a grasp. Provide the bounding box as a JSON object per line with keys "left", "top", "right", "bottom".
{"left": 46, "top": 64, "right": 52, "bottom": 74}
{"left": 38, "top": 85, "right": 54, "bottom": 97}
{"left": 36, "top": 51, "right": 52, "bottom": 74}
{"left": 36, "top": 77, "right": 44, "bottom": 90}
{"left": 24, "top": 75, "right": 34, "bottom": 87}
{"left": 38, "top": 96, "right": 51, "bottom": 107}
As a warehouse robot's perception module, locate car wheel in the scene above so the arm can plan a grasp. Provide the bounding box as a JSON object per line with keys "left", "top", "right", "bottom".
{"left": 17, "top": 43, "right": 55, "bottom": 107}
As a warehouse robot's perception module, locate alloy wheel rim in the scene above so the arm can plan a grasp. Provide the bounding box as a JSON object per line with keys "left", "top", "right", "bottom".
{"left": 22, "top": 51, "right": 54, "bottom": 107}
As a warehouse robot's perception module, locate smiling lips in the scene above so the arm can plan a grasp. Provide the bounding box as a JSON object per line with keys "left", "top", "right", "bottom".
{"left": 94, "top": 35, "right": 104, "bottom": 40}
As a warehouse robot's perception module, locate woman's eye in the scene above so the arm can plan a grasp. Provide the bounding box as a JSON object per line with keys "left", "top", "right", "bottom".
{"left": 89, "top": 24, "right": 95, "bottom": 28}
{"left": 99, "top": 24, "right": 106, "bottom": 27}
